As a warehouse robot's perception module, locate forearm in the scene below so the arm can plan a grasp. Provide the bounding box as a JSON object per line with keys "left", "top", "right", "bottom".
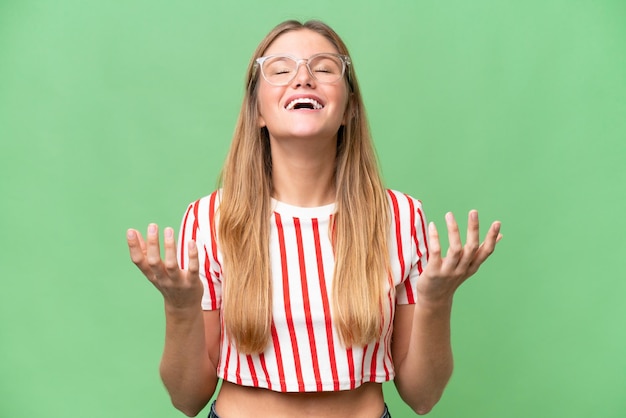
{"left": 160, "top": 306, "right": 218, "bottom": 417}
{"left": 394, "top": 301, "right": 454, "bottom": 415}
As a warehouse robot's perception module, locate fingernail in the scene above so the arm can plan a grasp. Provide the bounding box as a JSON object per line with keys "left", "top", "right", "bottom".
{"left": 148, "top": 224, "right": 157, "bottom": 235}
{"left": 445, "top": 212, "right": 454, "bottom": 222}
{"left": 471, "top": 211, "right": 478, "bottom": 221}
{"left": 127, "top": 229, "right": 135, "bottom": 239}
{"left": 164, "top": 227, "right": 173, "bottom": 240}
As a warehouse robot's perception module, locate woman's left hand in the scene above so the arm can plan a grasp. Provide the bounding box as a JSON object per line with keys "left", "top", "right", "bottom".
{"left": 417, "top": 210, "right": 502, "bottom": 306}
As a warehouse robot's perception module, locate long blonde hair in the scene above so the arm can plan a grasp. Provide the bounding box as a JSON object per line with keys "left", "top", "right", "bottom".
{"left": 218, "top": 20, "right": 390, "bottom": 354}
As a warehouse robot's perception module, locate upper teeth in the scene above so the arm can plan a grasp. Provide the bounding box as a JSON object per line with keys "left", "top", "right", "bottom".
{"left": 285, "top": 98, "right": 323, "bottom": 110}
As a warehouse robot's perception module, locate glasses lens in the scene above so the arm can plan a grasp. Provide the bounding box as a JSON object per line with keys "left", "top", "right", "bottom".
{"left": 308, "top": 54, "right": 344, "bottom": 84}
{"left": 262, "top": 56, "right": 297, "bottom": 86}
{"left": 261, "top": 54, "right": 345, "bottom": 86}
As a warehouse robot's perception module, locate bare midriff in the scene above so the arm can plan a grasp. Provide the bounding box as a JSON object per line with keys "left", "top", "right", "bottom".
{"left": 215, "top": 380, "right": 385, "bottom": 418}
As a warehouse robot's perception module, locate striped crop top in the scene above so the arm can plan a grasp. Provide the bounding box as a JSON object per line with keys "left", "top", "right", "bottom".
{"left": 177, "top": 189, "right": 429, "bottom": 393}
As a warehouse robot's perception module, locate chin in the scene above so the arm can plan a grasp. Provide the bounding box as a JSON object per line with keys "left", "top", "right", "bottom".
{"left": 269, "top": 130, "right": 338, "bottom": 143}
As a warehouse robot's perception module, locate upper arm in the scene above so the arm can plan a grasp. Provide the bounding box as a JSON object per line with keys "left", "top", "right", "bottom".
{"left": 391, "top": 303, "right": 414, "bottom": 371}
{"left": 203, "top": 310, "right": 221, "bottom": 371}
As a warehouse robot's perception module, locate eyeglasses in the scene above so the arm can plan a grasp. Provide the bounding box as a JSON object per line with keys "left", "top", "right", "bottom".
{"left": 255, "top": 53, "right": 351, "bottom": 86}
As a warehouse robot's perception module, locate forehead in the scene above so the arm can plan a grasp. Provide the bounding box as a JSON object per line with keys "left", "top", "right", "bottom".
{"left": 263, "top": 29, "right": 339, "bottom": 57}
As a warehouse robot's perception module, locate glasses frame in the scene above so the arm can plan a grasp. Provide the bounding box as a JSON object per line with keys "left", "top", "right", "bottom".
{"left": 255, "top": 53, "right": 352, "bottom": 86}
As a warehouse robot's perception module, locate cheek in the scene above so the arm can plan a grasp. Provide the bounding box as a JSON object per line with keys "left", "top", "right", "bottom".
{"left": 256, "top": 85, "right": 277, "bottom": 128}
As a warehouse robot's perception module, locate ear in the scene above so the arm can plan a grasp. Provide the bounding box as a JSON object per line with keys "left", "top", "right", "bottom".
{"left": 258, "top": 114, "right": 266, "bottom": 128}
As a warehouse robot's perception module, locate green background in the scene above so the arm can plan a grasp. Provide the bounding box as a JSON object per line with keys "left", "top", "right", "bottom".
{"left": 1, "top": 0, "right": 625, "bottom": 417}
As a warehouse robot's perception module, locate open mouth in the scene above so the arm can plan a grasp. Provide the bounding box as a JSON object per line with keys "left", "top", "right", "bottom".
{"left": 285, "top": 97, "right": 324, "bottom": 110}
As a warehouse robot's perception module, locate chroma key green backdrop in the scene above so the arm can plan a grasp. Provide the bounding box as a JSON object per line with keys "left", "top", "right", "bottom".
{"left": 1, "top": 1, "right": 625, "bottom": 417}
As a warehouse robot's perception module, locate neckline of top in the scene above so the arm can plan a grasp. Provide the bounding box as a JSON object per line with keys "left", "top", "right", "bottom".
{"left": 271, "top": 198, "right": 336, "bottom": 218}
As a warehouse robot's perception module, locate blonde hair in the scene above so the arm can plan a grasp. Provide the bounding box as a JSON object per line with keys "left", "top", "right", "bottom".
{"left": 218, "top": 20, "right": 390, "bottom": 354}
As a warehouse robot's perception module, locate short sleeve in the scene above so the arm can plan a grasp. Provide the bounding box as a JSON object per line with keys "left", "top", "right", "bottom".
{"left": 177, "top": 192, "right": 223, "bottom": 310}
{"left": 394, "top": 195, "right": 429, "bottom": 305}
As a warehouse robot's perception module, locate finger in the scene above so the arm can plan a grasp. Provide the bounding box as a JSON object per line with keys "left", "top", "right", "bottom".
{"left": 187, "top": 240, "right": 200, "bottom": 278}
{"left": 146, "top": 223, "right": 166, "bottom": 278}
{"left": 163, "top": 227, "right": 180, "bottom": 276}
{"left": 458, "top": 210, "right": 480, "bottom": 269}
{"left": 427, "top": 221, "right": 442, "bottom": 268}
{"left": 443, "top": 212, "right": 462, "bottom": 268}
{"left": 470, "top": 221, "right": 501, "bottom": 271}
{"left": 135, "top": 229, "right": 147, "bottom": 254}
{"left": 127, "top": 229, "right": 153, "bottom": 277}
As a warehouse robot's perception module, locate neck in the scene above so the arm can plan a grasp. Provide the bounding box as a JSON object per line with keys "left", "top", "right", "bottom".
{"left": 270, "top": 135, "right": 337, "bottom": 207}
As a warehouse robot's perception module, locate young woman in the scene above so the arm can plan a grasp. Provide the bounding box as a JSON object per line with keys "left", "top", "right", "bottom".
{"left": 126, "top": 20, "right": 502, "bottom": 418}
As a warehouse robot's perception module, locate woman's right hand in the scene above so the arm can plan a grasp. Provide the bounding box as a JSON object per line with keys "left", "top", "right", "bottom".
{"left": 126, "top": 224, "right": 203, "bottom": 311}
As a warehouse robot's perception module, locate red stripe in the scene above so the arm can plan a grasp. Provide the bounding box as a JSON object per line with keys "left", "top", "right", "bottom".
{"left": 417, "top": 205, "right": 430, "bottom": 262}
{"left": 246, "top": 355, "right": 259, "bottom": 386}
{"left": 406, "top": 194, "right": 417, "bottom": 256}
{"left": 192, "top": 199, "right": 200, "bottom": 241}
{"left": 402, "top": 195, "right": 417, "bottom": 303}
{"left": 275, "top": 213, "right": 305, "bottom": 391}
{"left": 388, "top": 191, "right": 406, "bottom": 278}
{"left": 406, "top": 194, "right": 424, "bottom": 274}
{"left": 178, "top": 203, "right": 194, "bottom": 269}
{"left": 312, "top": 218, "right": 339, "bottom": 391}
{"left": 259, "top": 353, "right": 272, "bottom": 391}
{"left": 382, "top": 287, "right": 394, "bottom": 380}
{"left": 346, "top": 347, "right": 356, "bottom": 389}
{"left": 223, "top": 342, "right": 232, "bottom": 384}
{"left": 369, "top": 343, "right": 380, "bottom": 381}
{"left": 389, "top": 191, "right": 413, "bottom": 303}
{"left": 203, "top": 246, "right": 217, "bottom": 309}
{"left": 294, "top": 218, "right": 323, "bottom": 391}
{"left": 235, "top": 351, "right": 242, "bottom": 385}
{"left": 271, "top": 323, "right": 287, "bottom": 392}
{"left": 360, "top": 346, "right": 368, "bottom": 384}
{"left": 199, "top": 192, "right": 220, "bottom": 309}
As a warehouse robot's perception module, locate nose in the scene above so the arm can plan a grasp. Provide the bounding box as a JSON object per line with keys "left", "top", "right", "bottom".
{"left": 292, "top": 60, "right": 315, "bottom": 87}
